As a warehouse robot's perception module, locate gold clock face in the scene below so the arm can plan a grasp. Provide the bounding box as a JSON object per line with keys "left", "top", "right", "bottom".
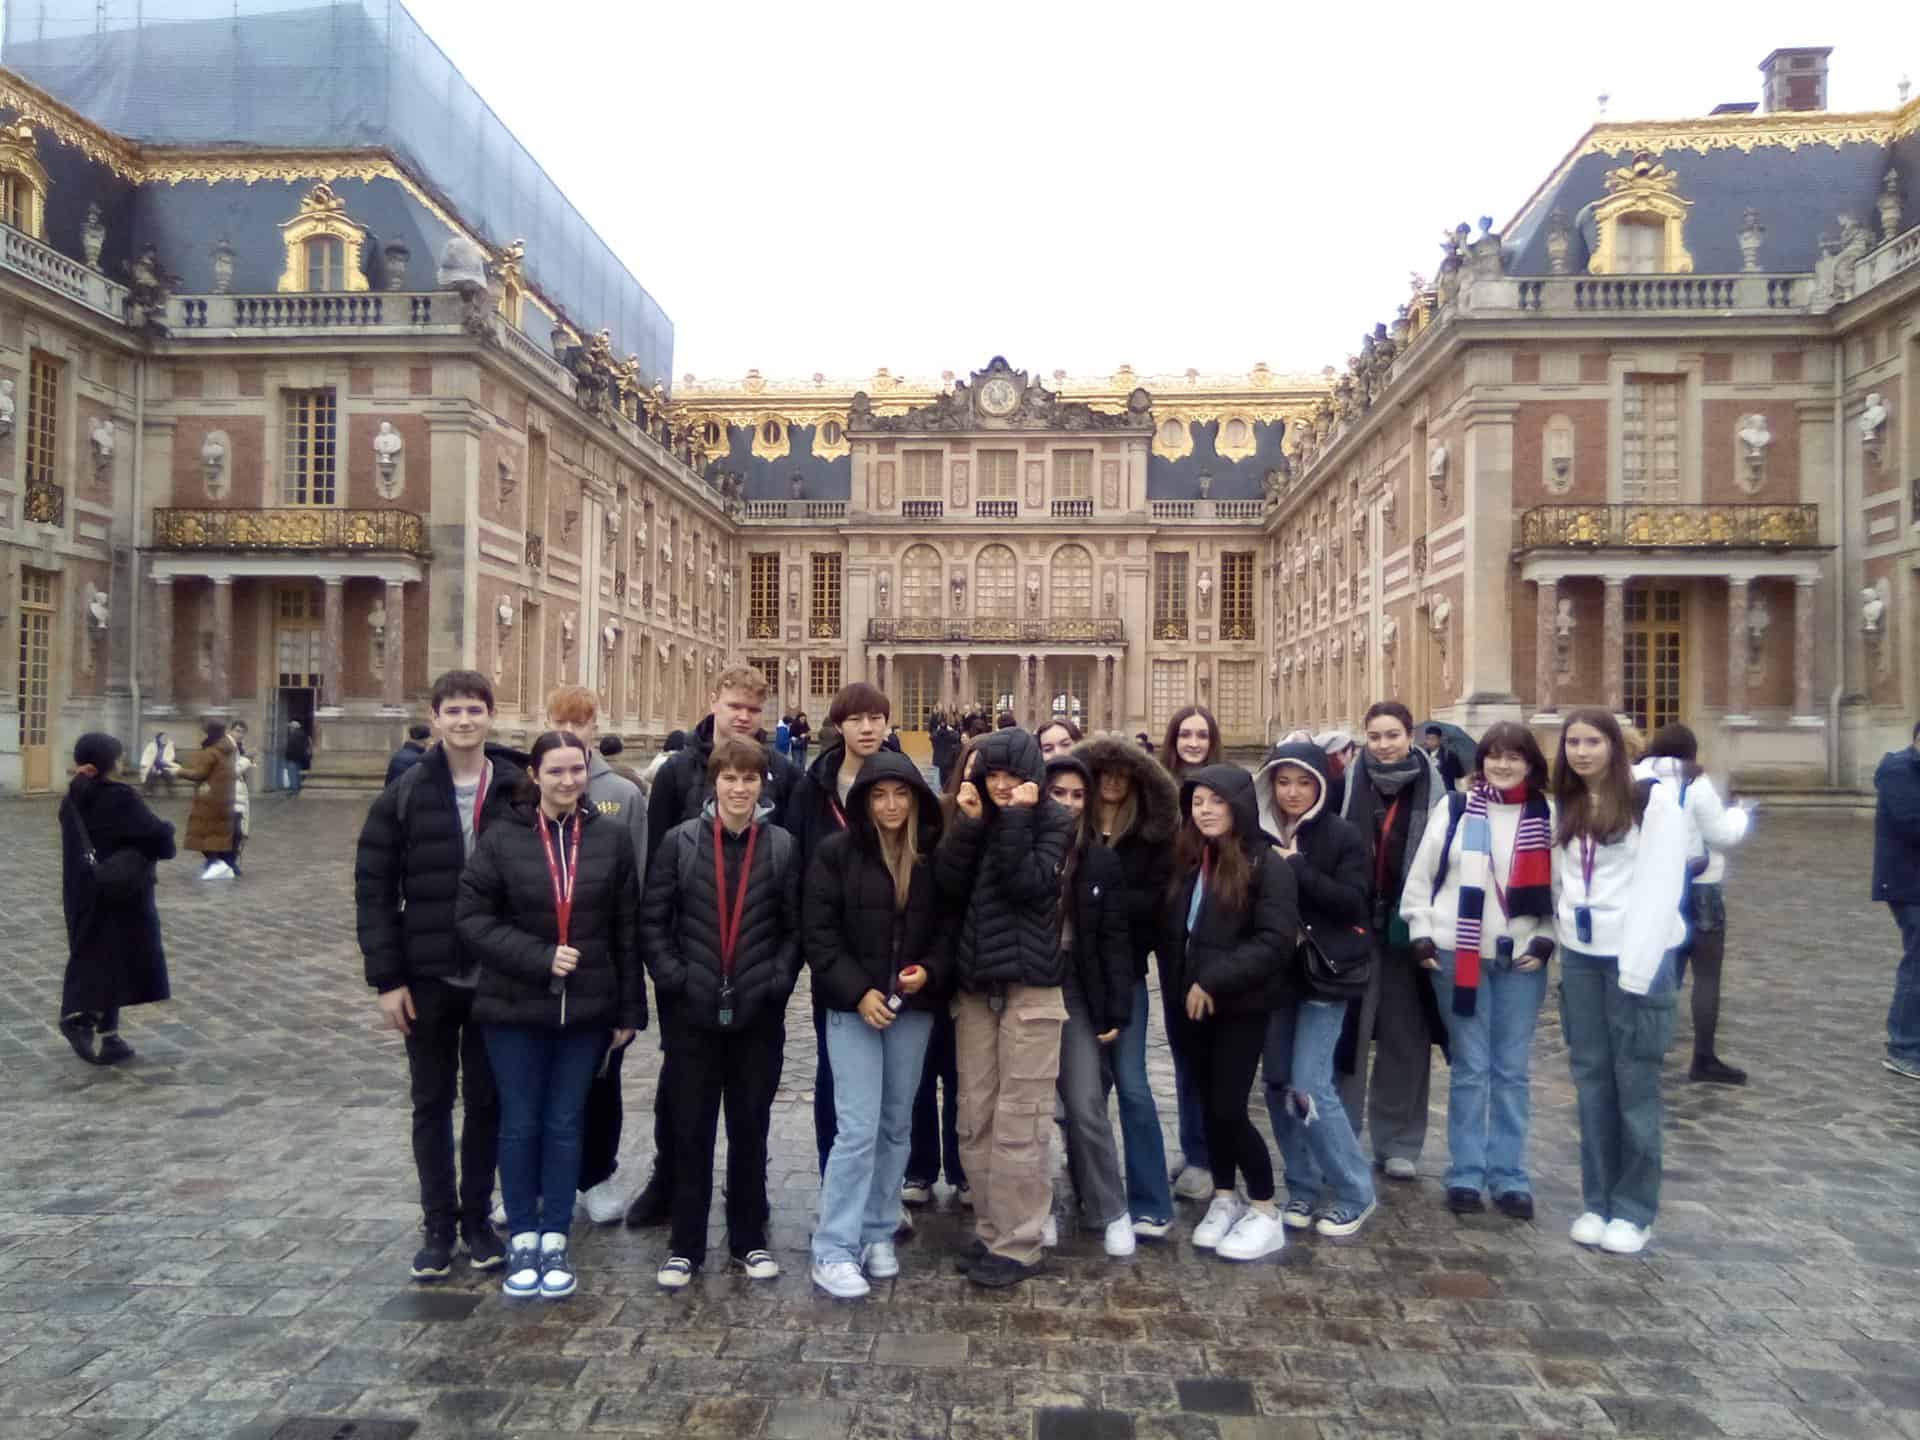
{"left": 979, "top": 377, "right": 1018, "bottom": 417}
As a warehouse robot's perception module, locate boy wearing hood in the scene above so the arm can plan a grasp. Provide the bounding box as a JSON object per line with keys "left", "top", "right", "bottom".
{"left": 934, "top": 727, "right": 1075, "bottom": 1287}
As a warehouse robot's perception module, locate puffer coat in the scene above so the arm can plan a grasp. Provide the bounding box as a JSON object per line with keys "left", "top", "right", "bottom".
{"left": 1160, "top": 763, "right": 1301, "bottom": 1018}
{"left": 175, "top": 736, "right": 238, "bottom": 854}
{"left": 641, "top": 802, "right": 800, "bottom": 1032}
{"left": 455, "top": 800, "right": 647, "bottom": 1031}
{"left": 933, "top": 726, "right": 1074, "bottom": 993}
{"left": 803, "top": 750, "right": 952, "bottom": 1013}
{"left": 1076, "top": 734, "right": 1180, "bottom": 981}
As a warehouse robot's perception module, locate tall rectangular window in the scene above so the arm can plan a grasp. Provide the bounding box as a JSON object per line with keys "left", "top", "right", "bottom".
{"left": 747, "top": 656, "right": 780, "bottom": 692}
{"left": 1052, "top": 449, "right": 1092, "bottom": 499}
{"left": 1615, "top": 218, "right": 1663, "bottom": 274}
{"left": 810, "top": 552, "right": 842, "bottom": 639}
{"left": 1220, "top": 552, "right": 1255, "bottom": 640}
{"left": 282, "top": 388, "right": 338, "bottom": 505}
{"left": 25, "top": 351, "right": 59, "bottom": 495}
{"left": 902, "top": 449, "right": 942, "bottom": 500}
{"left": 977, "top": 449, "right": 1018, "bottom": 500}
{"left": 809, "top": 656, "right": 842, "bottom": 700}
{"left": 304, "top": 236, "right": 345, "bottom": 292}
{"left": 748, "top": 552, "right": 781, "bottom": 639}
{"left": 1154, "top": 552, "right": 1189, "bottom": 639}
{"left": 1216, "top": 660, "right": 1256, "bottom": 733}
{"left": 1623, "top": 585, "right": 1683, "bottom": 733}
{"left": 1621, "top": 376, "right": 1680, "bottom": 502}
{"left": 1151, "top": 659, "right": 1188, "bottom": 734}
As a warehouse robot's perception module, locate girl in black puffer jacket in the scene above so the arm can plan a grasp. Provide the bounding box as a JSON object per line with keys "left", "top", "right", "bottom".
{"left": 456, "top": 732, "right": 646, "bottom": 1304}
{"left": 1161, "top": 764, "right": 1299, "bottom": 1265}
{"left": 802, "top": 750, "right": 950, "bottom": 1297}
{"left": 933, "top": 727, "right": 1075, "bottom": 1288}
{"left": 640, "top": 735, "right": 801, "bottom": 1290}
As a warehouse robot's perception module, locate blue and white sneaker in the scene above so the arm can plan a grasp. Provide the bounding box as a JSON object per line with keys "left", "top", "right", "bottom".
{"left": 538, "top": 1234, "right": 576, "bottom": 1300}
{"left": 501, "top": 1233, "right": 541, "bottom": 1299}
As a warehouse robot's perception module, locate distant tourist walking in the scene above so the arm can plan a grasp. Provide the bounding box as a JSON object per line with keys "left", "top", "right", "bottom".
{"left": 138, "top": 731, "right": 178, "bottom": 798}
{"left": 1874, "top": 719, "right": 1920, "bottom": 1082}
{"left": 58, "top": 734, "right": 176, "bottom": 1066}
{"left": 283, "top": 720, "right": 312, "bottom": 795}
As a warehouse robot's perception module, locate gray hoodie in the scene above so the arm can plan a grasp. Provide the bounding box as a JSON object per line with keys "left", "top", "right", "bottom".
{"left": 586, "top": 750, "right": 649, "bottom": 888}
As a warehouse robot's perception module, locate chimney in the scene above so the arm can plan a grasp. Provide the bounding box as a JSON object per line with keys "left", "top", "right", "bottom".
{"left": 1759, "top": 47, "right": 1832, "bottom": 112}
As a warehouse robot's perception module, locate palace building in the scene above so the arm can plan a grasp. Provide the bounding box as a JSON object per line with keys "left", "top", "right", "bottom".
{"left": 0, "top": 6, "right": 1913, "bottom": 792}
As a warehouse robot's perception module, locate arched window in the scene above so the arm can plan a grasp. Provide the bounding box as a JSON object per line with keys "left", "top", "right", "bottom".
{"left": 1050, "top": 544, "right": 1092, "bottom": 617}
{"left": 975, "top": 544, "right": 1017, "bottom": 618}
{"left": 900, "top": 543, "right": 942, "bottom": 618}
{"left": 278, "top": 183, "right": 369, "bottom": 294}
{"left": 0, "top": 122, "right": 49, "bottom": 240}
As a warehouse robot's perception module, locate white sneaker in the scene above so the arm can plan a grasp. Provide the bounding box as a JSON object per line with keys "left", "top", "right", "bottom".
{"left": 1173, "top": 1165, "right": 1214, "bottom": 1201}
{"left": 732, "top": 1249, "right": 780, "bottom": 1280}
{"left": 1599, "top": 1218, "right": 1650, "bottom": 1255}
{"left": 1040, "top": 1214, "right": 1058, "bottom": 1248}
{"left": 578, "top": 1177, "right": 630, "bottom": 1225}
{"left": 1382, "top": 1157, "right": 1418, "bottom": 1181}
{"left": 812, "top": 1259, "right": 870, "bottom": 1298}
{"left": 1131, "top": 1216, "right": 1172, "bottom": 1239}
{"left": 199, "top": 860, "right": 235, "bottom": 880}
{"left": 1569, "top": 1211, "right": 1608, "bottom": 1247}
{"left": 1217, "top": 1208, "right": 1287, "bottom": 1262}
{"left": 861, "top": 1240, "right": 899, "bottom": 1279}
{"left": 900, "top": 1181, "right": 932, "bottom": 1206}
{"left": 1103, "top": 1216, "right": 1137, "bottom": 1258}
{"left": 656, "top": 1256, "right": 694, "bottom": 1290}
{"left": 1192, "top": 1193, "right": 1246, "bottom": 1250}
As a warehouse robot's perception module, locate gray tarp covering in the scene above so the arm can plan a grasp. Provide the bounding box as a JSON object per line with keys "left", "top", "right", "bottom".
{"left": 3, "top": 0, "right": 673, "bottom": 384}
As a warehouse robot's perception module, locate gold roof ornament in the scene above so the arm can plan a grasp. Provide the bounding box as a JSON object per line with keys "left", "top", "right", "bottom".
{"left": 1588, "top": 150, "right": 1695, "bottom": 275}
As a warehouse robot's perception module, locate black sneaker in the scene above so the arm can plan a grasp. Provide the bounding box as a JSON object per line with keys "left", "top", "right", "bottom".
{"left": 59, "top": 1013, "right": 102, "bottom": 1065}
{"left": 1690, "top": 1054, "right": 1748, "bottom": 1085}
{"left": 96, "top": 1033, "right": 134, "bottom": 1065}
{"left": 1446, "top": 1187, "right": 1485, "bottom": 1215}
{"left": 968, "top": 1251, "right": 1043, "bottom": 1289}
{"left": 462, "top": 1221, "right": 505, "bottom": 1271}
{"left": 410, "top": 1231, "right": 455, "bottom": 1281}
{"left": 1494, "top": 1191, "right": 1535, "bottom": 1220}
{"left": 951, "top": 1238, "right": 989, "bottom": 1276}
{"left": 624, "top": 1174, "right": 672, "bottom": 1227}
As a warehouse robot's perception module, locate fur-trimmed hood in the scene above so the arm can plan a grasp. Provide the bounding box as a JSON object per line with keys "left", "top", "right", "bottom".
{"left": 1076, "top": 733, "right": 1180, "bottom": 845}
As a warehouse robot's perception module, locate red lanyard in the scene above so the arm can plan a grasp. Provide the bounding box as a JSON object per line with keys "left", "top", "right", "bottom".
{"left": 537, "top": 810, "right": 582, "bottom": 945}
{"left": 713, "top": 818, "right": 760, "bottom": 979}
{"left": 829, "top": 795, "right": 848, "bottom": 830}
{"left": 472, "top": 763, "right": 490, "bottom": 837}
{"left": 1374, "top": 797, "right": 1404, "bottom": 894}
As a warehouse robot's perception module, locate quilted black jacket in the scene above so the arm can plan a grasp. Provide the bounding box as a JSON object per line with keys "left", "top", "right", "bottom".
{"left": 644, "top": 713, "right": 799, "bottom": 866}
{"left": 641, "top": 804, "right": 800, "bottom": 1032}
{"left": 933, "top": 727, "right": 1075, "bottom": 993}
{"left": 803, "top": 750, "right": 952, "bottom": 1014}
{"left": 1075, "top": 735, "right": 1180, "bottom": 981}
{"left": 454, "top": 800, "right": 647, "bottom": 1031}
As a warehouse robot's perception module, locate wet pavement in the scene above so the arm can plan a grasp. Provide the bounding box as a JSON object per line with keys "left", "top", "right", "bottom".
{"left": 1, "top": 790, "right": 1917, "bottom": 1440}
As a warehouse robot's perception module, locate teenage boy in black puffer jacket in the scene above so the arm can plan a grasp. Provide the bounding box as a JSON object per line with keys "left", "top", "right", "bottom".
{"left": 640, "top": 735, "right": 801, "bottom": 1289}
{"left": 355, "top": 670, "right": 525, "bottom": 1281}
{"left": 934, "top": 726, "right": 1075, "bottom": 1288}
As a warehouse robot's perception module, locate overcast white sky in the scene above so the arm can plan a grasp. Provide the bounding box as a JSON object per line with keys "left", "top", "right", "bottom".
{"left": 403, "top": 1, "right": 1915, "bottom": 386}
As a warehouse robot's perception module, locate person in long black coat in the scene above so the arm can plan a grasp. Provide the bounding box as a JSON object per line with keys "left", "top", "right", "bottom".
{"left": 58, "top": 733, "right": 177, "bottom": 1065}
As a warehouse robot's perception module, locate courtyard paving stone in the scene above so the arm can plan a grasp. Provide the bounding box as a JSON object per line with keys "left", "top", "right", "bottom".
{"left": 1, "top": 793, "right": 1917, "bottom": 1438}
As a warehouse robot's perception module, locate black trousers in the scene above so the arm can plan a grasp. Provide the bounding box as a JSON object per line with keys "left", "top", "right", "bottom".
{"left": 578, "top": 1042, "right": 625, "bottom": 1192}
{"left": 1182, "top": 1008, "right": 1274, "bottom": 1202}
{"left": 404, "top": 977, "right": 500, "bottom": 1234}
{"left": 667, "top": 1010, "right": 784, "bottom": 1267}
{"left": 648, "top": 994, "right": 680, "bottom": 1191}
{"left": 906, "top": 1004, "right": 965, "bottom": 1187}
{"left": 812, "top": 1002, "right": 837, "bottom": 1175}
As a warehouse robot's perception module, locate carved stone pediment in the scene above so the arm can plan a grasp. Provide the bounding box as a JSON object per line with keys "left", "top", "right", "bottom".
{"left": 849, "top": 356, "right": 1153, "bottom": 434}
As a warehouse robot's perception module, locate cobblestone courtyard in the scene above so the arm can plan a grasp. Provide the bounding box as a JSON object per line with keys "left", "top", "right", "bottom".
{"left": 2, "top": 793, "right": 1917, "bottom": 1440}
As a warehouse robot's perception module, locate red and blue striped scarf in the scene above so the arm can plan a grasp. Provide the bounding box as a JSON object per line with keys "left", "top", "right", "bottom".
{"left": 1451, "top": 781, "right": 1553, "bottom": 1017}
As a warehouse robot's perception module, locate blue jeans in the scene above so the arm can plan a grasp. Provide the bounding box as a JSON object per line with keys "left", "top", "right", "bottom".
{"left": 1263, "top": 998, "right": 1375, "bottom": 1210}
{"left": 813, "top": 1008, "right": 932, "bottom": 1267}
{"left": 1889, "top": 903, "right": 1920, "bottom": 1065}
{"left": 1558, "top": 949, "right": 1676, "bottom": 1228}
{"left": 283, "top": 762, "right": 304, "bottom": 795}
{"left": 483, "top": 1024, "right": 608, "bottom": 1239}
{"left": 1165, "top": 992, "right": 1210, "bottom": 1171}
{"left": 1427, "top": 948, "right": 1548, "bottom": 1196}
{"left": 1102, "top": 979, "right": 1174, "bottom": 1221}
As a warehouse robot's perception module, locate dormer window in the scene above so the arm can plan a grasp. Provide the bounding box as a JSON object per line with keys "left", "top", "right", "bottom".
{"left": 1614, "top": 217, "right": 1663, "bottom": 275}
{"left": 278, "top": 183, "right": 369, "bottom": 294}
{"left": 1588, "top": 152, "right": 1694, "bottom": 276}
{"left": 0, "top": 122, "right": 49, "bottom": 239}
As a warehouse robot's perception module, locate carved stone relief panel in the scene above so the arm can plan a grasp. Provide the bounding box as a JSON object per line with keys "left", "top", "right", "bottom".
{"left": 1025, "top": 461, "right": 1044, "bottom": 508}
{"left": 1543, "top": 414, "right": 1576, "bottom": 495}
{"left": 1100, "top": 460, "right": 1120, "bottom": 510}
{"left": 951, "top": 460, "right": 968, "bottom": 507}
{"left": 877, "top": 460, "right": 896, "bottom": 509}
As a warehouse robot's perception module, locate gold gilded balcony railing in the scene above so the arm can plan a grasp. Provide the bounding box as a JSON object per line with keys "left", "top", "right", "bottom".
{"left": 1516, "top": 504, "right": 1819, "bottom": 550}
{"left": 152, "top": 507, "right": 431, "bottom": 556}
{"left": 868, "top": 617, "right": 1126, "bottom": 644}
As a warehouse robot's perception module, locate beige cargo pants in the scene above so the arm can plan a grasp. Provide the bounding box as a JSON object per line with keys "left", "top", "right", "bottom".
{"left": 953, "top": 984, "right": 1067, "bottom": 1266}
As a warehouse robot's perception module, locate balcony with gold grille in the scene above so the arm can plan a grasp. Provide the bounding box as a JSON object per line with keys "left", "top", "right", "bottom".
{"left": 868, "top": 617, "right": 1126, "bottom": 645}
{"left": 152, "top": 507, "right": 432, "bottom": 557}
{"left": 1515, "top": 504, "right": 1820, "bottom": 552}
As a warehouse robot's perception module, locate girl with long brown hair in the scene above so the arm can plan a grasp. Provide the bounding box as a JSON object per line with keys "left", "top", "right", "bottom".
{"left": 1157, "top": 703, "right": 1224, "bottom": 1198}
{"left": 1550, "top": 708, "right": 1688, "bottom": 1257}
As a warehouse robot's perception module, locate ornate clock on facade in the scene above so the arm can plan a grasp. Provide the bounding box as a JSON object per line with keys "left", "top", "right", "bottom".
{"left": 978, "top": 376, "right": 1018, "bottom": 418}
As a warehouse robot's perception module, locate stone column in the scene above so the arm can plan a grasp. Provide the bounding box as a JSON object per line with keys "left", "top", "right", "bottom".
{"left": 320, "top": 574, "right": 346, "bottom": 714}
{"left": 959, "top": 654, "right": 972, "bottom": 715}
{"left": 1725, "top": 577, "right": 1752, "bottom": 724}
{"left": 383, "top": 579, "right": 406, "bottom": 710}
{"left": 150, "top": 575, "right": 175, "bottom": 709}
{"left": 1533, "top": 578, "right": 1557, "bottom": 716}
{"left": 1792, "top": 576, "right": 1819, "bottom": 723}
{"left": 876, "top": 651, "right": 889, "bottom": 696}
{"left": 1602, "top": 576, "right": 1626, "bottom": 716}
{"left": 210, "top": 576, "right": 234, "bottom": 712}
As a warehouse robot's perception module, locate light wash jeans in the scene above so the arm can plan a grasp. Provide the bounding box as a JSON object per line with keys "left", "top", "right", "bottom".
{"left": 1263, "top": 998, "right": 1375, "bottom": 1210}
{"left": 812, "top": 1007, "right": 933, "bottom": 1268}
{"left": 1101, "top": 979, "right": 1174, "bottom": 1221}
{"left": 1427, "top": 947, "right": 1549, "bottom": 1197}
{"left": 1559, "top": 948, "right": 1677, "bottom": 1228}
